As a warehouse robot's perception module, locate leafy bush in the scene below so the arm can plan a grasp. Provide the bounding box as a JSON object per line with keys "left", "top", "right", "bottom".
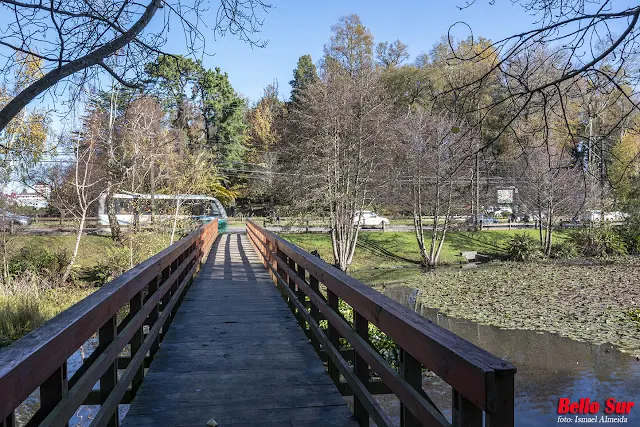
{"left": 570, "top": 227, "right": 627, "bottom": 257}
{"left": 89, "top": 247, "right": 131, "bottom": 284}
{"left": 551, "top": 241, "right": 579, "bottom": 260}
{"left": 617, "top": 221, "right": 640, "bottom": 255}
{"left": 505, "top": 233, "right": 542, "bottom": 261}
{"left": 8, "top": 246, "right": 70, "bottom": 281}
{"left": 319, "top": 300, "right": 400, "bottom": 368}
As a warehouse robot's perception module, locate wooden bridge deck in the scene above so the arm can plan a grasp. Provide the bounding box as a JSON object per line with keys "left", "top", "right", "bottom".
{"left": 122, "top": 232, "right": 358, "bottom": 427}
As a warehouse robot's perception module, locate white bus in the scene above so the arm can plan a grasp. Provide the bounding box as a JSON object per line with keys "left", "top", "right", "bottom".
{"left": 98, "top": 193, "right": 228, "bottom": 227}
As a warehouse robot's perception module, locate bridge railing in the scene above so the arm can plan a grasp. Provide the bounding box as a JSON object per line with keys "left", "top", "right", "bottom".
{"left": 246, "top": 220, "right": 516, "bottom": 427}
{"left": 0, "top": 220, "right": 218, "bottom": 427}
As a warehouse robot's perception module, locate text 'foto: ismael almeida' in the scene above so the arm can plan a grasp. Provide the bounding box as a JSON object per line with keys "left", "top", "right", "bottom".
{"left": 556, "top": 398, "right": 634, "bottom": 423}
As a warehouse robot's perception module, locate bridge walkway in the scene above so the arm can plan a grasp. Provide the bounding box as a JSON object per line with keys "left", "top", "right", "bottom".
{"left": 122, "top": 232, "right": 358, "bottom": 427}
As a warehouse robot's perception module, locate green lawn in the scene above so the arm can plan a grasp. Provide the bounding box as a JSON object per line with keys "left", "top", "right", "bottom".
{"left": 281, "top": 229, "right": 572, "bottom": 270}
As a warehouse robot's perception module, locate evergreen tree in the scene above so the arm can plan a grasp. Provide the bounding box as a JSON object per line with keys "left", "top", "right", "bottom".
{"left": 145, "top": 55, "right": 247, "bottom": 169}
{"left": 289, "top": 55, "right": 318, "bottom": 103}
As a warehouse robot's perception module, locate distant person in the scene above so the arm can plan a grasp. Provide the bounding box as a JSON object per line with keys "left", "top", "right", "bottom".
{"left": 276, "top": 215, "right": 280, "bottom": 224}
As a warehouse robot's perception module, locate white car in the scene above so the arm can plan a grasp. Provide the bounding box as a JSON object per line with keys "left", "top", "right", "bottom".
{"left": 353, "top": 211, "right": 390, "bottom": 227}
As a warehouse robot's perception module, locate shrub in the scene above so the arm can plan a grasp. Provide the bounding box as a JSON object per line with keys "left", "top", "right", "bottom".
{"left": 570, "top": 227, "right": 627, "bottom": 257}
{"left": 0, "top": 294, "right": 46, "bottom": 345}
{"left": 617, "top": 221, "right": 640, "bottom": 255}
{"left": 505, "top": 233, "right": 542, "bottom": 261}
{"left": 8, "top": 246, "right": 70, "bottom": 281}
{"left": 551, "top": 241, "right": 579, "bottom": 260}
{"left": 89, "top": 247, "right": 131, "bottom": 284}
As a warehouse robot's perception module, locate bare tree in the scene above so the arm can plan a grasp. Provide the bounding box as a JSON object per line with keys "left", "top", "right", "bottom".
{"left": 394, "top": 108, "right": 472, "bottom": 267}
{"left": 446, "top": 1, "right": 640, "bottom": 157}
{"left": 0, "top": 0, "right": 271, "bottom": 133}
{"left": 50, "top": 117, "right": 107, "bottom": 284}
{"left": 287, "top": 62, "right": 393, "bottom": 271}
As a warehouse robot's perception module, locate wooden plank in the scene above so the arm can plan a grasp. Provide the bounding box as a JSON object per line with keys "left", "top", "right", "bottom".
{"left": 124, "top": 405, "right": 356, "bottom": 427}
{"left": 98, "top": 316, "right": 119, "bottom": 427}
{"left": 122, "top": 233, "right": 357, "bottom": 427}
{"left": 130, "top": 382, "right": 341, "bottom": 405}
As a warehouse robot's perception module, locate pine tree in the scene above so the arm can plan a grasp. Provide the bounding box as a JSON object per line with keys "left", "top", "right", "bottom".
{"left": 289, "top": 55, "right": 318, "bottom": 104}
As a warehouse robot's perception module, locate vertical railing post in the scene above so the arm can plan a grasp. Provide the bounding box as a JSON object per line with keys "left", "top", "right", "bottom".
{"left": 40, "top": 362, "right": 68, "bottom": 426}
{"left": 148, "top": 273, "right": 162, "bottom": 357}
{"left": 400, "top": 349, "right": 422, "bottom": 427}
{"left": 452, "top": 390, "right": 483, "bottom": 427}
{"left": 485, "top": 371, "right": 515, "bottom": 427}
{"left": 99, "top": 315, "right": 119, "bottom": 427}
{"left": 353, "top": 312, "right": 370, "bottom": 426}
{"left": 308, "top": 275, "right": 321, "bottom": 324}
{"left": 326, "top": 290, "right": 340, "bottom": 385}
{"left": 129, "top": 290, "right": 144, "bottom": 395}
{"left": 1, "top": 412, "right": 15, "bottom": 427}
{"left": 171, "top": 251, "right": 185, "bottom": 318}
{"left": 276, "top": 248, "right": 293, "bottom": 311}
{"left": 287, "top": 257, "right": 303, "bottom": 326}
{"left": 307, "top": 273, "right": 322, "bottom": 352}
{"left": 160, "top": 263, "right": 174, "bottom": 340}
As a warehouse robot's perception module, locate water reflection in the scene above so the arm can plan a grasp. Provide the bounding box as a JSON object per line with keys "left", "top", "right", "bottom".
{"left": 377, "top": 284, "right": 640, "bottom": 426}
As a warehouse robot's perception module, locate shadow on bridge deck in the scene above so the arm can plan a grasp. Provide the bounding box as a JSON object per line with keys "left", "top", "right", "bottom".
{"left": 122, "top": 232, "right": 358, "bottom": 427}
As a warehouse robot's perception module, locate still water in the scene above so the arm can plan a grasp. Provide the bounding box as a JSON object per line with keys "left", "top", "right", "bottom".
{"left": 375, "top": 283, "right": 640, "bottom": 426}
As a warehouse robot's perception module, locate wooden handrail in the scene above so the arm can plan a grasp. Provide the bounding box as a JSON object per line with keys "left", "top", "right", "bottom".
{"left": 246, "top": 220, "right": 516, "bottom": 427}
{"left": 0, "top": 220, "right": 219, "bottom": 426}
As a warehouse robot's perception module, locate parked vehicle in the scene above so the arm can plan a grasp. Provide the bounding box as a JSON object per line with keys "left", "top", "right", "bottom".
{"left": 580, "top": 210, "right": 627, "bottom": 222}
{"left": 467, "top": 215, "right": 499, "bottom": 225}
{"left": 353, "top": 211, "right": 390, "bottom": 227}
{"left": 0, "top": 208, "right": 31, "bottom": 226}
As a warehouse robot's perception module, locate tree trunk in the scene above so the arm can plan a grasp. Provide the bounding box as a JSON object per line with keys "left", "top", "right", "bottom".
{"left": 150, "top": 162, "right": 156, "bottom": 225}
{"left": 106, "top": 190, "right": 122, "bottom": 243}
{"left": 170, "top": 199, "right": 181, "bottom": 245}
{"left": 61, "top": 210, "right": 86, "bottom": 284}
{"left": 0, "top": 0, "right": 162, "bottom": 132}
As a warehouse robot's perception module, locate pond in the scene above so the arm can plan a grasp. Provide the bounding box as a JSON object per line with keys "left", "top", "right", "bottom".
{"left": 373, "top": 283, "right": 640, "bottom": 426}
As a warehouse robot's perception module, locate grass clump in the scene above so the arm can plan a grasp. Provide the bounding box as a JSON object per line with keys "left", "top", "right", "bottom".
{"left": 0, "top": 273, "right": 94, "bottom": 346}
{"left": 505, "top": 233, "right": 542, "bottom": 261}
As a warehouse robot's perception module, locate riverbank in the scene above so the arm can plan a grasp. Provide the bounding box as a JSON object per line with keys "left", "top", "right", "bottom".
{"left": 404, "top": 259, "right": 640, "bottom": 356}
{"left": 0, "top": 232, "right": 172, "bottom": 346}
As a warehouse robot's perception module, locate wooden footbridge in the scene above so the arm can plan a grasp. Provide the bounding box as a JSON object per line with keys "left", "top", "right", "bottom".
{"left": 0, "top": 220, "right": 516, "bottom": 427}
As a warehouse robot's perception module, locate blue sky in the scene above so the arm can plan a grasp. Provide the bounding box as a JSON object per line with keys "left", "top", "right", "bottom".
{"left": 171, "top": 0, "right": 535, "bottom": 103}
{"left": 1, "top": 1, "right": 637, "bottom": 115}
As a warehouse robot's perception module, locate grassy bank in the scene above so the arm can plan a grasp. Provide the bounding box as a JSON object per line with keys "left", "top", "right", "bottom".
{"left": 406, "top": 259, "right": 640, "bottom": 356}
{"left": 281, "top": 229, "right": 572, "bottom": 270}
{"left": 0, "top": 232, "right": 172, "bottom": 346}
{"left": 0, "top": 286, "right": 94, "bottom": 347}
